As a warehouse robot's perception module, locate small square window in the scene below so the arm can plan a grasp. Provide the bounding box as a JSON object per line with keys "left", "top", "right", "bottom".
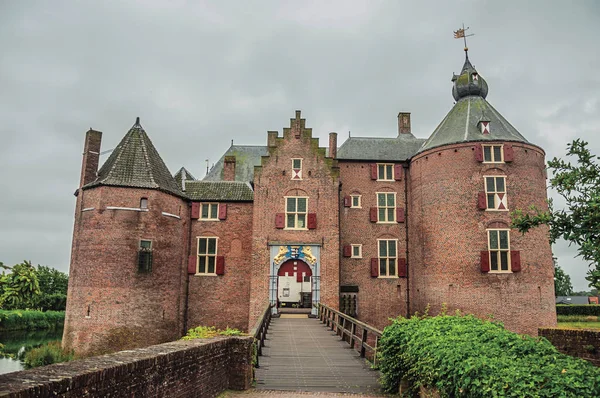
{"left": 200, "top": 203, "right": 219, "bottom": 220}
{"left": 483, "top": 145, "right": 503, "bottom": 163}
{"left": 351, "top": 244, "right": 362, "bottom": 258}
{"left": 292, "top": 158, "right": 303, "bottom": 180}
{"left": 351, "top": 195, "right": 361, "bottom": 208}
{"left": 377, "top": 163, "right": 394, "bottom": 181}
{"left": 140, "top": 198, "right": 148, "bottom": 209}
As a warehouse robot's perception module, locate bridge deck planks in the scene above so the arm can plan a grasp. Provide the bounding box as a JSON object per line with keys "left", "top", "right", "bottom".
{"left": 254, "top": 316, "right": 381, "bottom": 394}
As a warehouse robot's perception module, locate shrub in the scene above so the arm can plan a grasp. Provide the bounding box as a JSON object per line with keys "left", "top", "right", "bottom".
{"left": 378, "top": 314, "right": 600, "bottom": 397}
{"left": 0, "top": 310, "right": 65, "bottom": 331}
{"left": 23, "top": 341, "right": 73, "bottom": 369}
{"left": 181, "top": 326, "right": 244, "bottom": 340}
{"left": 556, "top": 304, "right": 600, "bottom": 316}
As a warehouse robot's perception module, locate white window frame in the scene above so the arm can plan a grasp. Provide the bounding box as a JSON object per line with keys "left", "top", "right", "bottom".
{"left": 377, "top": 163, "right": 394, "bottom": 181}
{"left": 197, "top": 236, "right": 218, "bottom": 275}
{"left": 291, "top": 158, "right": 303, "bottom": 180}
{"left": 350, "top": 194, "right": 361, "bottom": 208}
{"left": 484, "top": 176, "right": 508, "bottom": 211}
{"left": 377, "top": 239, "right": 398, "bottom": 278}
{"left": 483, "top": 144, "right": 504, "bottom": 163}
{"left": 285, "top": 196, "right": 308, "bottom": 230}
{"left": 200, "top": 203, "right": 219, "bottom": 221}
{"left": 351, "top": 244, "right": 362, "bottom": 259}
{"left": 487, "top": 229, "right": 511, "bottom": 273}
{"left": 376, "top": 192, "right": 396, "bottom": 223}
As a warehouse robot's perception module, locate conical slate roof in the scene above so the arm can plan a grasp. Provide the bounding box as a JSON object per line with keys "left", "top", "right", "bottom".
{"left": 419, "top": 53, "right": 528, "bottom": 153}
{"left": 85, "top": 118, "right": 184, "bottom": 197}
{"left": 174, "top": 167, "right": 196, "bottom": 191}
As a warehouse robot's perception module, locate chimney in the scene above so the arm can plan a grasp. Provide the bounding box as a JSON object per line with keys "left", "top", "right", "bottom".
{"left": 267, "top": 131, "right": 278, "bottom": 148}
{"left": 398, "top": 112, "right": 411, "bottom": 135}
{"left": 79, "top": 129, "right": 102, "bottom": 188}
{"left": 223, "top": 156, "right": 236, "bottom": 181}
{"left": 329, "top": 132, "right": 337, "bottom": 159}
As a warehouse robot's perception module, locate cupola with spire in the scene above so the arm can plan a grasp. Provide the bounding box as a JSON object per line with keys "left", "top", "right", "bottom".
{"left": 452, "top": 52, "right": 489, "bottom": 100}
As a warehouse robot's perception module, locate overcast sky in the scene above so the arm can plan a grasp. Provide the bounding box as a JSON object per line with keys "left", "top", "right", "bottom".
{"left": 1, "top": 1, "right": 598, "bottom": 291}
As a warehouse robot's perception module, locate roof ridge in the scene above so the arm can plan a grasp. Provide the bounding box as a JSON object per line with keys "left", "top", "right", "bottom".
{"left": 138, "top": 127, "right": 157, "bottom": 187}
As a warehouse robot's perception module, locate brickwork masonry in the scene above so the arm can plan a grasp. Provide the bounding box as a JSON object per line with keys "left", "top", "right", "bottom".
{"left": 539, "top": 328, "right": 600, "bottom": 366}
{"left": 0, "top": 336, "right": 254, "bottom": 398}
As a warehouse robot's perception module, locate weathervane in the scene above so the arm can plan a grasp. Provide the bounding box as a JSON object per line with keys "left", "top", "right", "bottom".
{"left": 454, "top": 23, "right": 474, "bottom": 52}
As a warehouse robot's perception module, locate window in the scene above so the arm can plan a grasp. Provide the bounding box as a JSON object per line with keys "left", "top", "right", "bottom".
{"left": 286, "top": 197, "right": 308, "bottom": 229}
{"left": 200, "top": 203, "right": 219, "bottom": 220}
{"left": 292, "top": 158, "right": 302, "bottom": 180}
{"left": 377, "top": 192, "right": 396, "bottom": 222}
{"left": 351, "top": 195, "right": 361, "bottom": 208}
{"left": 488, "top": 230, "right": 510, "bottom": 272}
{"left": 378, "top": 239, "right": 397, "bottom": 277}
{"left": 483, "top": 145, "right": 503, "bottom": 163}
{"left": 197, "top": 237, "right": 218, "bottom": 274}
{"left": 485, "top": 176, "right": 507, "bottom": 210}
{"left": 377, "top": 163, "right": 394, "bottom": 180}
{"left": 140, "top": 198, "right": 148, "bottom": 209}
{"left": 351, "top": 244, "right": 362, "bottom": 258}
{"left": 138, "top": 240, "right": 152, "bottom": 273}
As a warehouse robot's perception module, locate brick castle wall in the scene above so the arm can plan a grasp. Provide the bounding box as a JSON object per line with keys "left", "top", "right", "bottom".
{"left": 409, "top": 142, "right": 556, "bottom": 335}
{"left": 0, "top": 336, "right": 254, "bottom": 398}
{"left": 64, "top": 186, "right": 189, "bottom": 356}
{"left": 539, "top": 328, "right": 600, "bottom": 366}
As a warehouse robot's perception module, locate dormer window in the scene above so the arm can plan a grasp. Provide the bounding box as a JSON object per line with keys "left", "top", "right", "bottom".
{"left": 478, "top": 120, "right": 490, "bottom": 135}
{"left": 472, "top": 72, "right": 479, "bottom": 82}
{"left": 292, "top": 158, "right": 303, "bottom": 180}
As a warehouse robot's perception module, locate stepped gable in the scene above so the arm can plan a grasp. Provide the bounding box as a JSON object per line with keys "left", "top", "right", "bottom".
{"left": 337, "top": 134, "right": 425, "bottom": 161}
{"left": 84, "top": 117, "right": 184, "bottom": 197}
{"left": 419, "top": 52, "right": 529, "bottom": 153}
{"left": 174, "top": 167, "right": 195, "bottom": 191}
{"left": 204, "top": 145, "right": 268, "bottom": 182}
{"left": 185, "top": 180, "right": 254, "bottom": 201}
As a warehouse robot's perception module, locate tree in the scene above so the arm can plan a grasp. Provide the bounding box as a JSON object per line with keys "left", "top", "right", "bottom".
{"left": 32, "top": 265, "right": 69, "bottom": 311}
{"left": 512, "top": 139, "right": 600, "bottom": 291}
{"left": 0, "top": 260, "right": 41, "bottom": 309}
{"left": 553, "top": 259, "right": 573, "bottom": 296}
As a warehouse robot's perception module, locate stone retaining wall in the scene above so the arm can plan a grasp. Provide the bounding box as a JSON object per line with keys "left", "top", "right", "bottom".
{"left": 539, "top": 328, "right": 600, "bottom": 366}
{"left": 0, "top": 336, "right": 254, "bottom": 397}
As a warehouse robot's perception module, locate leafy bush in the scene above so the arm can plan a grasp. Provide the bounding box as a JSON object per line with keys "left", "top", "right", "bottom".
{"left": 0, "top": 310, "right": 65, "bottom": 331}
{"left": 557, "top": 304, "right": 600, "bottom": 316}
{"left": 181, "top": 325, "right": 244, "bottom": 340}
{"left": 378, "top": 314, "right": 600, "bottom": 397}
{"left": 23, "top": 341, "right": 73, "bottom": 369}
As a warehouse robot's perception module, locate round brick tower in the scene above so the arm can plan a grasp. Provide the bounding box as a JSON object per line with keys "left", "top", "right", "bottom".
{"left": 64, "top": 119, "right": 189, "bottom": 356}
{"left": 408, "top": 52, "right": 556, "bottom": 335}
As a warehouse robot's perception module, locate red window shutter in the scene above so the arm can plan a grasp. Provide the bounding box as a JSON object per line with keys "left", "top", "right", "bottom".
{"left": 396, "top": 207, "right": 405, "bottom": 223}
{"left": 475, "top": 144, "right": 483, "bottom": 162}
{"left": 343, "top": 196, "right": 351, "bottom": 207}
{"left": 480, "top": 251, "right": 490, "bottom": 273}
{"left": 216, "top": 256, "right": 225, "bottom": 275}
{"left": 477, "top": 191, "right": 487, "bottom": 210}
{"left": 188, "top": 255, "right": 197, "bottom": 274}
{"left": 398, "top": 258, "right": 407, "bottom": 278}
{"left": 191, "top": 202, "right": 200, "bottom": 219}
{"left": 511, "top": 251, "right": 521, "bottom": 272}
{"left": 218, "top": 203, "right": 227, "bottom": 220}
{"left": 343, "top": 245, "right": 352, "bottom": 257}
{"left": 275, "top": 213, "right": 285, "bottom": 229}
{"left": 370, "top": 207, "right": 377, "bottom": 222}
{"left": 307, "top": 213, "right": 317, "bottom": 229}
{"left": 370, "top": 258, "right": 379, "bottom": 277}
{"left": 394, "top": 164, "right": 403, "bottom": 181}
{"left": 504, "top": 144, "right": 514, "bottom": 162}
{"left": 370, "top": 164, "right": 378, "bottom": 180}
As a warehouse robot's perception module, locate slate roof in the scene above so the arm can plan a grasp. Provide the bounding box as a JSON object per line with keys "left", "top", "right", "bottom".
{"left": 185, "top": 180, "right": 254, "bottom": 201}
{"left": 204, "top": 145, "right": 269, "bottom": 182}
{"left": 555, "top": 296, "right": 590, "bottom": 305}
{"left": 174, "top": 167, "right": 196, "bottom": 191}
{"left": 337, "top": 134, "right": 426, "bottom": 161}
{"left": 418, "top": 53, "right": 529, "bottom": 153}
{"left": 85, "top": 118, "right": 184, "bottom": 197}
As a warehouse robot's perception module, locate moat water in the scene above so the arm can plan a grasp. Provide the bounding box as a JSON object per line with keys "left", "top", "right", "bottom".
{"left": 0, "top": 328, "right": 63, "bottom": 375}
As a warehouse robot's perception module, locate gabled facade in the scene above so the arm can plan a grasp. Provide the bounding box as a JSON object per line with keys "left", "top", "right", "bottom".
{"left": 65, "top": 52, "right": 556, "bottom": 357}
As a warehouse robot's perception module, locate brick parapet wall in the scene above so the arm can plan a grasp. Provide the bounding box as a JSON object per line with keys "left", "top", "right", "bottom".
{"left": 539, "top": 328, "right": 600, "bottom": 366}
{"left": 0, "top": 336, "right": 254, "bottom": 398}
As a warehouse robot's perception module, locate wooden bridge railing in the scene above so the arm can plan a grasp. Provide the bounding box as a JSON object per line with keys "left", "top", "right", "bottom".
{"left": 317, "top": 303, "right": 383, "bottom": 366}
{"left": 249, "top": 304, "right": 273, "bottom": 368}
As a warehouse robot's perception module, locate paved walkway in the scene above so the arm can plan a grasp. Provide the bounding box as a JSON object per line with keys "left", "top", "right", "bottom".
{"left": 254, "top": 316, "right": 381, "bottom": 394}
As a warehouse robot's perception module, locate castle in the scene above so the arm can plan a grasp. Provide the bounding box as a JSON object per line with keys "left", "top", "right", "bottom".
{"left": 64, "top": 52, "right": 557, "bottom": 356}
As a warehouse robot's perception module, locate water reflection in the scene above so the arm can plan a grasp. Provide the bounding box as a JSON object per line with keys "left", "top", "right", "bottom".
{"left": 0, "top": 329, "right": 63, "bottom": 375}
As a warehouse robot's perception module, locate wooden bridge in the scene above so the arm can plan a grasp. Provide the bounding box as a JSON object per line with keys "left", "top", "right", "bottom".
{"left": 252, "top": 304, "right": 383, "bottom": 394}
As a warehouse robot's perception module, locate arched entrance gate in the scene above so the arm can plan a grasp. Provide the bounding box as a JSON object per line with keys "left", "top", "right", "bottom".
{"left": 269, "top": 244, "right": 320, "bottom": 316}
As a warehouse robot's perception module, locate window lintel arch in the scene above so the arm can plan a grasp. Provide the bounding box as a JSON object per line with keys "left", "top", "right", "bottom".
{"left": 284, "top": 188, "right": 309, "bottom": 197}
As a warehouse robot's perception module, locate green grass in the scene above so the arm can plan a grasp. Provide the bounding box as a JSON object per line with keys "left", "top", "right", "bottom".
{"left": 0, "top": 310, "right": 65, "bottom": 331}
{"left": 557, "top": 321, "right": 600, "bottom": 330}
